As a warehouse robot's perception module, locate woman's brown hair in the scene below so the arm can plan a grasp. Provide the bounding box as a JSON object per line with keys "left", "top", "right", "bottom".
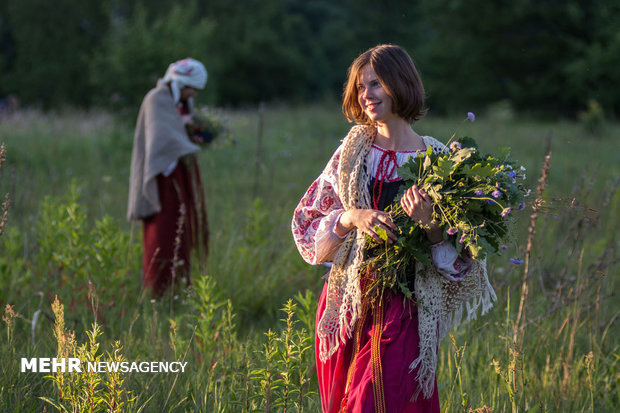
{"left": 342, "top": 44, "right": 427, "bottom": 125}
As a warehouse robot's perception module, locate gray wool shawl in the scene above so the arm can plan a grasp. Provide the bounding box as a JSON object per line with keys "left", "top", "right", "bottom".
{"left": 127, "top": 80, "right": 200, "bottom": 221}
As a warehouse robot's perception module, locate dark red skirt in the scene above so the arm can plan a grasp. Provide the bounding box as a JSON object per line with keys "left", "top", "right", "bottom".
{"left": 142, "top": 158, "right": 208, "bottom": 297}
{"left": 316, "top": 282, "right": 440, "bottom": 413}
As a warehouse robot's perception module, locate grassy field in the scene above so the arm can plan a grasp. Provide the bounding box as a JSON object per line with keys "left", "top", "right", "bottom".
{"left": 0, "top": 104, "right": 618, "bottom": 412}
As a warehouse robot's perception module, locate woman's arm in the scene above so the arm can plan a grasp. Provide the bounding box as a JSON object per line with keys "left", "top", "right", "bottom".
{"left": 292, "top": 148, "right": 349, "bottom": 264}
{"left": 430, "top": 241, "right": 471, "bottom": 281}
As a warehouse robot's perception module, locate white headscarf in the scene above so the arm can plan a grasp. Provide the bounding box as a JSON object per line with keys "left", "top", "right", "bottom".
{"left": 162, "top": 58, "right": 208, "bottom": 104}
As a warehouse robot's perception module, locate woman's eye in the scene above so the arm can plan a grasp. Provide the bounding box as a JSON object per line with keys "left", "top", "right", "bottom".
{"left": 357, "top": 85, "right": 365, "bottom": 92}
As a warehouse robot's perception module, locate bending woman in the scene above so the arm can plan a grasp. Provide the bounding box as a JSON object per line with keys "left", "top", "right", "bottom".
{"left": 128, "top": 58, "right": 210, "bottom": 297}
{"left": 292, "top": 45, "right": 495, "bottom": 412}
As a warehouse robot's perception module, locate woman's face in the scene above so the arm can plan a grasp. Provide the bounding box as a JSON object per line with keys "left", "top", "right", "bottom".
{"left": 180, "top": 86, "right": 199, "bottom": 101}
{"left": 356, "top": 65, "right": 395, "bottom": 124}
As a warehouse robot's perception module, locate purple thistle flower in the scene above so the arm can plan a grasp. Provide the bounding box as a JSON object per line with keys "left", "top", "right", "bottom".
{"left": 508, "top": 171, "right": 517, "bottom": 179}
{"left": 510, "top": 258, "right": 524, "bottom": 265}
{"left": 492, "top": 190, "right": 501, "bottom": 198}
{"left": 467, "top": 112, "right": 476, "bottom": 122}
{"left": 449, "top": 141, "right": 462, "bottom": 151}
{"left": 501, "top": 207, "right": 511, "bottom": 217}
{"left": 475, "top": 190, "right": 484, "bottom": 197}
{"left": 518, "top": 201, "right": 526, "bottom": 210}
{"left": 446, "top": 227, "right": 458, "bottom": 235}
{"left": 496, "top": 182, "right": 501, "bottom": 187}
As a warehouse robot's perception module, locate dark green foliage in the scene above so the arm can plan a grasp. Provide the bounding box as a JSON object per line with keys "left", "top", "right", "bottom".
{"left": 417, "top": 0, "right": 620, "bottom": 117}
{"left": 2, "top": 0, "right": 108, "bottom": 107}
{"left": 1, "top": 1, "right": 619, "bottom": 114}
{"left": 89, "top": 1, "right": 214, "bottom": 109}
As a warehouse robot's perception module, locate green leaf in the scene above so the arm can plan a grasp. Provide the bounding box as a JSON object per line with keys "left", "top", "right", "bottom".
{"left": 450, "top": 147, "right": 475, "bottom": 164}
{"left": 434, "top": 158, "right": 454, "bottom": 179}
{"left": 466, "top": 163, "right": 495, "bottom": 179}
{"left": 459, "top": 136, "right": 478, "bottom": 149}
{"left": 376, "top": 226, "right": 388, "bottom": 242}
{"left": 467, "top": 243, "right": 483, "bottom": 259}
{"left": 422, "top": 154, "right": 432, "bottom": 171}
{"left": 427, "top": 186, "right": 443, "bottom": 201}
{"left": 398, "top": 166, "right": 419, "bottom": 182}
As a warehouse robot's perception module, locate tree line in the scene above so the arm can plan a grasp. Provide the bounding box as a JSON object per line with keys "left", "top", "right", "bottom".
{"left": 1, "top": 0, "right": 618, "bottom": 118}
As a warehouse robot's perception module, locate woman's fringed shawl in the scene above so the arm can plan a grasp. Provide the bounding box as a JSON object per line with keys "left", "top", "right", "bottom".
{"left": 316, "top": 125, "right": 374, "bottom": 363}
{"left": 316, "top": 124, "right": 497, "bottom": 400}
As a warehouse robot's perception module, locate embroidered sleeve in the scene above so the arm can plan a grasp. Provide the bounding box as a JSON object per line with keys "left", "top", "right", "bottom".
{"left": 292, "top": 146, "right": 347, "bottom": 265}
{"left": 430, "top": 241, "right": 472, "bottom": 281}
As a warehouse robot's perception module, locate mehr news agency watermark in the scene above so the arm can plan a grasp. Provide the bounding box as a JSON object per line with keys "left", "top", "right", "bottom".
{"left": 21, "top": 358, "right": 188, "bottom": 374}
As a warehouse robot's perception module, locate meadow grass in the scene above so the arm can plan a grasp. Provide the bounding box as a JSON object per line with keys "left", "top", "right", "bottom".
{"left": 0, "top": 104, "right": 617, "bottom": 411}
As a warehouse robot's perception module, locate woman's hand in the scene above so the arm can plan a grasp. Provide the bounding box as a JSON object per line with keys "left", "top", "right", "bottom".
{"left": 191, "top": 134, "right": 205, "bottom": 144}
{"left": 181, "top": 114, "right": 194, "bottom": 126}
{"left": 400, "top": 185, "right": 443, "bottom": 244}
{"left": 336, "top": 209, "right": 398, "bottom": 244}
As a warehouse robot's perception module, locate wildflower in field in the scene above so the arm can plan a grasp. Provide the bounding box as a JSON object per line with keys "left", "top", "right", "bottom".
{"left": 449, "top": 141, "right": 462, "bottom": 151}
{"left": 501, "top": 208, "right": 511, "bottom": 217}
{"left": 492, "top": 190, "right": 501, "bottom": 198}
{"left": 459, "top": 233, "right": 466, "bottom": 244}
{"left": 475, "top": 190, "right": 484, "bottom": 197}
{"left": 467, "top": 112, "right": 476, "bottom": 122}
{"left": 510, "top": 258, "right": 524, "bottom": 265}
{"left": 507, "top": 171, "right": 517, "bottom": 179}
{"left": 446, "top": 227, "right": 458, "bottom": 235}
{"left": 518, "top": 202, "right": 526, "bottom": 210}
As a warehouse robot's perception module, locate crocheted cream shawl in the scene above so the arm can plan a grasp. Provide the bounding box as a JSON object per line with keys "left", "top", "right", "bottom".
{"left": 317, "top": 124, "right": 497, "bottom": 399}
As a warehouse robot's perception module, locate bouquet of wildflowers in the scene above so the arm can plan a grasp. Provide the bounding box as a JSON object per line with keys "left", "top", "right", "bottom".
{"left": 364, "top": 114, "right": 529, "bottom": 298}
{"left": 188, "top": 106, "right": 236, "bottom": 148}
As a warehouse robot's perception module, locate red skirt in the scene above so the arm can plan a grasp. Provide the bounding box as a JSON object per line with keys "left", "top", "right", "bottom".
{"left": 316, "top": 282, "right": 440, "bottom": 413}
{"left": 142, "top": 158, "right": 208, "bottom": 297}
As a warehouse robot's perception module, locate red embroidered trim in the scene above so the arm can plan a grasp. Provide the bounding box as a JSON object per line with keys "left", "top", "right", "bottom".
{"left": 370, "top": 146, "right": 425, "bottom": 209}
{"left": 372, "top": 149, "right": 398, "bottom": 210}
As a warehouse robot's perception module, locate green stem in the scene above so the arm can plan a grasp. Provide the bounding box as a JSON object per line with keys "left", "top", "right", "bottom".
{"left": 466, "top": 196, "right": 506, "bottom": 209}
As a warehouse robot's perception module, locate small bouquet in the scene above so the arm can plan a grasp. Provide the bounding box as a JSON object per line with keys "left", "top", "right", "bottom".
{"left": 187, "top": 106, "right": 236, "bottom": 148}
{"left": 364, "top": 113, "right": 529, "bottom": 297}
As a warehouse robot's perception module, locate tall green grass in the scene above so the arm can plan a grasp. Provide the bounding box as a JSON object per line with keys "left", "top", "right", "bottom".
{"left": 0, "top": 105, "right": 617, "bottom": 411}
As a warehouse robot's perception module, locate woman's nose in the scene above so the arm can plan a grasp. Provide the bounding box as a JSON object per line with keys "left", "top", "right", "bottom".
{"left": 361, "top": 87, "right": 371, "bottom": 100}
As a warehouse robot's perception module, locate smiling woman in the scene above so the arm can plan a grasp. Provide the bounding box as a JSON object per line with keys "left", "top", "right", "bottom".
{"left": 292, "top": 44, "right": 495, "bottom": 412}
{"left": 342, "top": 44, "right": 427, "bottom": 127}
